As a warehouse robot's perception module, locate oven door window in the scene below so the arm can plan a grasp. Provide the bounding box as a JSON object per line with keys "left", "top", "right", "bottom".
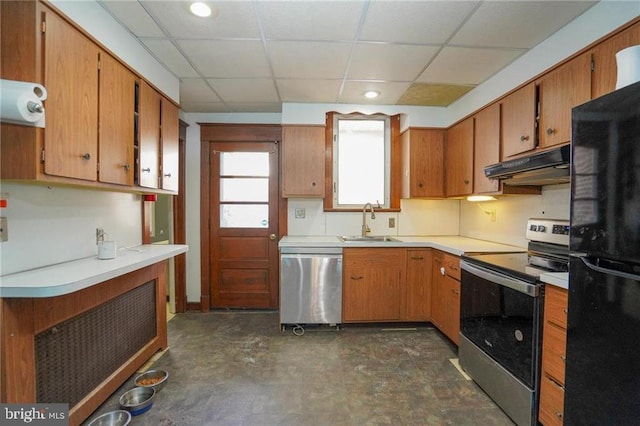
{"left": 461, "top": 268, "right": 541, "bottom": 388}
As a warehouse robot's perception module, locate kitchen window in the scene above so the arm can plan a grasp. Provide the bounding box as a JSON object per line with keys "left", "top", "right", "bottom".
{"left": 324, "top": 112, "right": 401, "bottom": 211}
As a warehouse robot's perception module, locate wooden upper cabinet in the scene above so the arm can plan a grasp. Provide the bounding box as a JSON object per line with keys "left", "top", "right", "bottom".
{"left": 138, "top": 81, "right": 161, "bottom": 189}
{"left": 445, "top": 118, "right": 474, "bottom": 197}
{"left": 43, "top": 7, "right": 99, "bottom": 181}
{"left": 501, "top": 82, "right": 536, "bottom": 159}
{"left": 538, "top": 53, "right": 592, "bottom": 149}
{"left": 401, "top": 128, "right": 444, "bottom": 198}
{"left": 592, "top": 21, "right": 640, "bottom": 99}
{"left": 98, "top": 52, "right": 135, "bottom": 186}
{"left": 281, "top": 126, "right": 325, "bottom": 197}
{"left": 161, "top": 99, "right": 179, "bottom": 192}
{"left": 473, "top": 103, "right": 500, "bottom": 194}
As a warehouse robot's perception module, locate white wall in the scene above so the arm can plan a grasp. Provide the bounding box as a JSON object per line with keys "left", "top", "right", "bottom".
{"left": 459, "top": 184, "right": 570, "bottom": 248}
{"left": 0, "top": 183, "right": 141, "bottom": 275}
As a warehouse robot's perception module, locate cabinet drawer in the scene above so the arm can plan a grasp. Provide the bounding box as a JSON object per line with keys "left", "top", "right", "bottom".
{"left": 542, "top": 322, "right": 567, "bottom": 384}
{"left": 539, "top": 374, "right": 565, "bottom": 426}
{"left": 443, "top": 254, "right": 461, "bottom": 280}
{"left": 545, "top": 285, "right": 568, "bottom": 328}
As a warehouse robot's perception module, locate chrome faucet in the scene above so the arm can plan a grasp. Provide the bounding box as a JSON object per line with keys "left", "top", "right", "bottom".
{"left": 361, "top": 202, "right": 377, "bottom": 237}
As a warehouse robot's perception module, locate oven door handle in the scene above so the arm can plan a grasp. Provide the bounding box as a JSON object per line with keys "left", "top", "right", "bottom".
{"left": 460, "top": 260, "right": 539, "bottom": 297}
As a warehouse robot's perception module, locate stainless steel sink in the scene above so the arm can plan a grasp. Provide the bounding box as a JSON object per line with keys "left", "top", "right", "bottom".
{"left": 338, "top": 235, "right": 399, "bottom": 242}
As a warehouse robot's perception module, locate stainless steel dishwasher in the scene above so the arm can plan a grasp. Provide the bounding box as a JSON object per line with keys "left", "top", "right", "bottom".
{"left": 279, "top": 246, "right": 342, "bottom": 335}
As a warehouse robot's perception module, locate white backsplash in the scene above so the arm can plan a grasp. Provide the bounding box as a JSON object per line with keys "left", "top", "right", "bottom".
{"left": 287, "top": 198, "right": 460, "bottom": 236}
{"left": 459, "top": 184, "right": 570, "bottom": 248}
{"left": 0, "top": 183, "right": 142, "bottom": 275}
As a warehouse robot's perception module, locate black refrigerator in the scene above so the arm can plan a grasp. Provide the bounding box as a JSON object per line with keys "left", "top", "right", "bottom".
{"left": 566, "top": 80, "right": 640, "bottom": 425}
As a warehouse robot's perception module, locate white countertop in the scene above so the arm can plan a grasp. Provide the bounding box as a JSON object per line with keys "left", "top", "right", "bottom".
{"left": 540, "top": 272, "right": 569, "bottom": 289}
{"left": 0, "top": 244, "right": 188, "bottom": 298}
{"left": 279, "top": 235, "right": 525, "bottom": 256}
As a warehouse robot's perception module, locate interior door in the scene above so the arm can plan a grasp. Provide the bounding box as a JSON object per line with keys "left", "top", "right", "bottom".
{"left": 208, "top": 141, "right": 279, "bottom": 308}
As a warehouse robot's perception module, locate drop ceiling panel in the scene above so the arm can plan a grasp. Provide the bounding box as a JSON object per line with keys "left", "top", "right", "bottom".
{"left": 417, "top": 46, "right": 525, "bottom": 85}
{"left": 141, "top": 1, "right": 261, "bottom": 39}
{"left": 450, "top": 1, "right": 598, "bottom": 48}
{"left": 207, "top": 79, "right": 279, "bottom": 103}
{"left": 258, "top": 1, "right": 364, "bottom": 41}
{"left": 180, "top": 79, "right": 221, "bottom": 103}
{"left": 348, "top": 43, "right": 440, "bottom": 81}
{"left": 180, "top": 102, "right": 229, "bottom": 113}
{"left": 339, "top": 81, "right": 411, "bottom": 105}
{"left": 224, "top": 102, "right": 283, "bottom": 113}
{"left": 269, "top": 41, "right": 352, "bottom": 79}
{"left": 178, "top": 40, "right": 271, "bottom": 78}
{"left": 277, "top": 79, "right": 342, "bottom": 103}
{"left": 99, "top": 1, "right": 165, "bottom": 37}
{"left": 142, "top": 40, "right": 199, "bottom": 78}
{"left": 360, "top": 1, "right": 480, "bottom": 44}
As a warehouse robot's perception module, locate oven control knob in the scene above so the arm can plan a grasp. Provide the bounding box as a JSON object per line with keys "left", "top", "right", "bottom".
{"left": 538, "top": 225, "right": 547, "bottom": 232}
{"left": 529, "top": 224, "right": 537, "bottom": 231}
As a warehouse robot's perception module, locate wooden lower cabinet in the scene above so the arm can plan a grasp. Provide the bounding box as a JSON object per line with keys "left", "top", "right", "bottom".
{"left": 343, "top": 248, "right": 405, "bottom": 322}
{"left": 539, "top": 284, "right": 568, "bottom": 426}
{"left": 405, "top": 249, "right": 432, "bottom": 320}
{"left": 430, "top": 251, "right": 461, "bottom": 344}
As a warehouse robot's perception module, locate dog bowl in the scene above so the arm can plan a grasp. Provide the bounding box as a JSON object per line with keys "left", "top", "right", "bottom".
{"left": 86, "top": 410, "right": 131, "bottom": 426}
{"left": 119, "top": 386, "right": 155, "bottom": 416}
{"left": 134, "top": 369, "right": 169, "bottom": 392}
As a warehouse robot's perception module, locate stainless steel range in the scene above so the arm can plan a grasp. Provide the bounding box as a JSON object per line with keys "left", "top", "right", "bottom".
{"left": 459, "top": 218, "right": 569, "bottom": 426}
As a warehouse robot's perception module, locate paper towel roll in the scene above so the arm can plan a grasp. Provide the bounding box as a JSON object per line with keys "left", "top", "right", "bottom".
{"left": 0, "top": 79, "right": 47, "bottom": 127}
{"left": 615, "top": 45, "right": 640, "bottom": 90}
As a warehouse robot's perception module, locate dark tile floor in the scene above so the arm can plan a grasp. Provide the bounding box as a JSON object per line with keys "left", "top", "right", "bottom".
{"left": 85, "top": 312, "right": 514, "bottom": 426}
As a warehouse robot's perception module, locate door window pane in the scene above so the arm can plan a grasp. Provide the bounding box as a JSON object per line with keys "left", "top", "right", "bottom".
{"left": 220, "top": 178, "right": 268, "bottom": 202}
{"left": 220, "top": 204, "right": 269, "bottom": 228}
{"left": 221, "top": 152, "right": 269, "bottom": 176}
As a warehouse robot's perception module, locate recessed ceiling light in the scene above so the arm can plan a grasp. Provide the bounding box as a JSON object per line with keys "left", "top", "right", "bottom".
{"left": 364, "top": 90, "right": 380, "bottom": 99}
{"left": 190, "top": 2, "right": 212, "bottom": 17}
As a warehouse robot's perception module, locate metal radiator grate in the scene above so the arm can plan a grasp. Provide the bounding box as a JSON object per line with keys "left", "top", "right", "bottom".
{"left": 35, "top": 281, "right": 157, "bottom": 406}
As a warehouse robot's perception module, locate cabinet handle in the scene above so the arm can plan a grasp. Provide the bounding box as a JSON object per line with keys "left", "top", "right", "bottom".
{"left": 563, "top": 308, "right": 568, "bottom": 314}
{"left": 163, "top": 173, "right": 172, "bottom": 178}
{"left": 142, "top": 168, "right": 151, "bottom": 173}
{"left": 81, "top": 153, "right": 91, "bottom": 160}
{"left": 418, "top": 182, "right": 423, "bottom": 188}
{"left": 520, "top": 135, "right": 529, "bottom": 142}
{"left": 546, "top": 128, "right": 555, "bottom": 135}
{"left": 560, "top": 354, "right": 566, "bottom": 362}
{"left": 440, "top": 267, "right": 446, "bottom": 276}
{"left": 123, "top": 164, "right": 131, "bottom": 171}
{"left": 411, "top": 256, "right": 424, "bottom": 260}
{"left": 311, "top": 181, "right": 316, "bottom": 187}
{"left": 350, "top": 276, "right": 363, "bottom": 280}
{"left": 555, "top": 411, "right": 563, "bottom": 419}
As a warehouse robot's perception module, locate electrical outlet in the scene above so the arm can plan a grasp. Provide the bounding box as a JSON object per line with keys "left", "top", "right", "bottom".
{"left": 96, "top": 228, "right": 105, "bottom": 244}
{"left": 294, "top": 208, "right": 306, "bottom": 219}
{"left": 388, "top": 218, "right": 396, "bottom": 228}
{"left": 0, "top": 217, "right": 7, "bottom": 242}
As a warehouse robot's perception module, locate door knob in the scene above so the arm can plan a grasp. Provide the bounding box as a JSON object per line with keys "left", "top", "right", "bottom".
{"left": 269, "top": 234, "right": 277, "bottom": 241}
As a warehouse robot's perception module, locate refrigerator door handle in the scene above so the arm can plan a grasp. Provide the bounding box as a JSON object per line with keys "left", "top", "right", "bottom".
{"left": 579, "top": 256, "right": 640, "bottom": 282}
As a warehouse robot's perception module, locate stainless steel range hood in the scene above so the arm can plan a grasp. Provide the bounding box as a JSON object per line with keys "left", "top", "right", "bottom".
{"left": 484, "top": 145, "right": 570, "bottom": 186}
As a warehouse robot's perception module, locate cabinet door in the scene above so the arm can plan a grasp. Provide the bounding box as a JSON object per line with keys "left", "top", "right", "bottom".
{"left": 402, "top": 129, "right": 444, "bottom": 198}
{"left": 430, "top": 252, "right": 447, "bottom": 329}
{"left": 343, "top": 248, "right": 404, "bottom": 322}
{"left": 139, "top": 81, "right": 160, "bottom": 189}
{"left": 98, "top": 53, "right": 135, "bottom": 185}
{"left": 445, "top": 118, "right": 474, "bottom": 197}
{"left": 445, "top": 276, "right": 461, "bottom": 345}
{"left": 43, "top": 8, "right": 99, "bottom": 181}
{"left": 281, "top": 126, "right": 325, "bottom": 197}
{"left": 404, "top": 249, "right": 432, "bottom": 320}
{"left": 161, "top": 98, "right": 179, "bottom": 192}
{"left": 501, "top": 83, "right": 536, "bottom": 158}
{"left": 473, "top": 103, "right": 500, "bottom": 194}
{"left": 538, "top": 53, "right": 591, "bottom": 149}
{"left": 592, "top": 22, "right": 640, "bottom": 99}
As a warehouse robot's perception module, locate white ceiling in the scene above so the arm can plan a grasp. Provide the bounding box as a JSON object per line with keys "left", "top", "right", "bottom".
{"left": 98, "top": 0, "right": 598, "bottom": 113}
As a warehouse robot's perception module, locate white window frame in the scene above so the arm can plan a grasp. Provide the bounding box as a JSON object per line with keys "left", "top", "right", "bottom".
{"left": 332, "top": 113, "right": 391, "bottom": 209}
